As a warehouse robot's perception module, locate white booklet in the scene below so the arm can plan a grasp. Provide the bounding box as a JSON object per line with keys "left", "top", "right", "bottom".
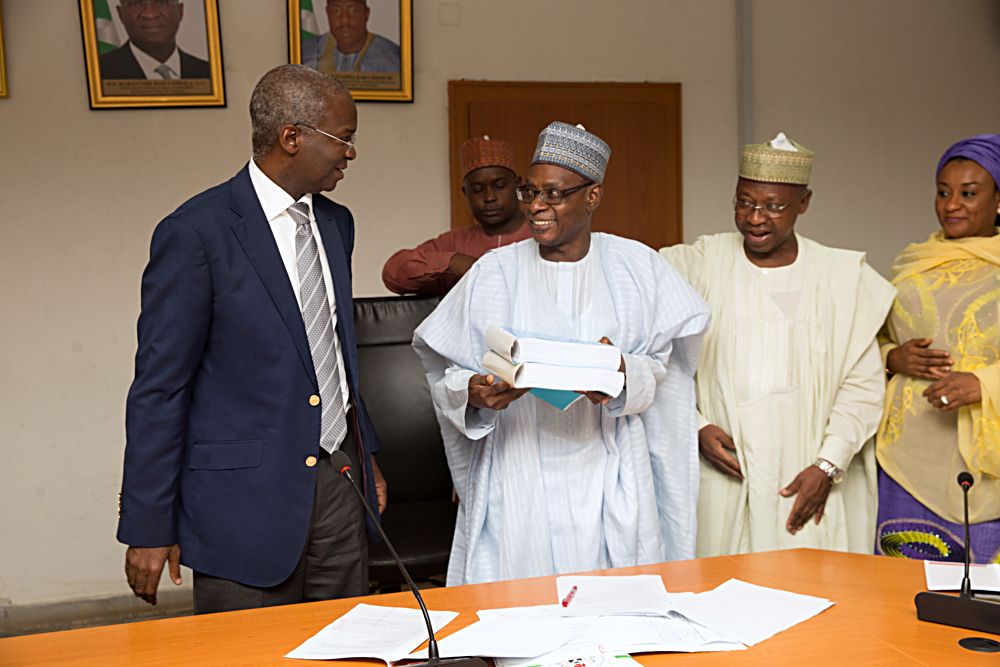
{"left": 484, "top": 326, "right": 623, "bottom": 369}
{"left": 924, "top": 560, "right": 1000, "bottom": 592}
{"left": 284, "top": 603, "right": 458, "bottom": 663}
{"left": 482, "top": 351, "right": 625, "bottom": 397}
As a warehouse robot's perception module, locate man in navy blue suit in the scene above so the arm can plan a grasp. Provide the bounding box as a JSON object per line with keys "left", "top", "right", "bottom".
{"left": 118, "top": 64, "right": 387, "bottom": 613}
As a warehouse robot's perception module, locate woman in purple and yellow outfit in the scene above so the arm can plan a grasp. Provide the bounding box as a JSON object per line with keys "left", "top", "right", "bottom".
{"left": 877, "top": 134, "right": 1000, "bottom": 563}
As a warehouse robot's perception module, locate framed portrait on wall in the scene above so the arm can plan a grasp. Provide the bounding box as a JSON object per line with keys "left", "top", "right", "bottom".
{"left": 288, "top": 0, "right": 413, "bottom": 103}
{"left": 0, "top": 1, "right": 8, "bottom": 98}
{"left": 78, "top": 0, "right": 225, "bottom": 109}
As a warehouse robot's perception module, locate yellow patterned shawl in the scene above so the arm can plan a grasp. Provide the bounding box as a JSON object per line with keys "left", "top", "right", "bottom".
{"left": 878, "top": 229, "right": 1000, "bottom": 522}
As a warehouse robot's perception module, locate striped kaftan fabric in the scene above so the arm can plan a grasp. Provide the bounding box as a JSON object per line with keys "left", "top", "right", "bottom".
{"left": 413, "top": 234, "right": 711, "bottom": 585}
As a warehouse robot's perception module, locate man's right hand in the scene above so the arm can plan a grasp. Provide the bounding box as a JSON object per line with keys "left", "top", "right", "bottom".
{"left": 886, "top": 338, "right": 952, "bottom": 380}
{"left": 448, "top": 253, "right": 478, "bottom": 278}
{"left": 468, "top": 373, "right": 529, "bottom": 410}
{"left": 698, "top": 424, "right": 743, "bottom": 480}
{"left": 125, "top": 544, "right": 182, "bottom": 606}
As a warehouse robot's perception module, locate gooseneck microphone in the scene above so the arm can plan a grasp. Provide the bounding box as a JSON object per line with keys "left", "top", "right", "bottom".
{"left": 958, "top": 472, "right": 974, "bottom": 598}
{"left": 330, "top": 451, "right": 486, "bottom": 667}
{"left": 915, "top": 469, "right": 1000, "bottom": 650}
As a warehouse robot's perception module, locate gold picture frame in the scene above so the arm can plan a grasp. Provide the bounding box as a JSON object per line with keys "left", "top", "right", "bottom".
{"left": 0, "top": 1, "right": 8, "bottom": 98}
{"left": 78, "top": 0, "right": 225, "bottom": 109}
{"left": 288, "top": 0, "right": 413, "bottom": 103}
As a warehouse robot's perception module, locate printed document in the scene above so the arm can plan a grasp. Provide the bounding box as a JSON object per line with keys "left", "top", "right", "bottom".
{"left": 672, "top": 579, "right": 832, "bottom": 646}
{"left": 285, "top": 603, "right": 457, "bottom": 662}
{"left": 407, "top": 616, "right": 582, "bottom": 659}
{"left": 556, "top": 574, "right": 688, "bottom": 617}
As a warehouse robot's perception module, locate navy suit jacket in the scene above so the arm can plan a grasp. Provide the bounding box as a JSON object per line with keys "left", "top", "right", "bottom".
{"left": 118, "top": 165, "right": 380, "bottom": 587}
{"left": 99, "top": 41, "right": 211, "bottom": 79}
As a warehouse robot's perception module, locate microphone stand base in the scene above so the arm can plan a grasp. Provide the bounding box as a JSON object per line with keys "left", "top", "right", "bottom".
{"left": 915, "top": 592, "right": 1000, "bottom": 635}
{"left": 409, "top": 658, "right": 489, "bottom": 667}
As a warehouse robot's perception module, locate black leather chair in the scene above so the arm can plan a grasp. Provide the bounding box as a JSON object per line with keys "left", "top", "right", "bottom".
{"left": 353, "top": 296, "right": 456, "bottom": 590}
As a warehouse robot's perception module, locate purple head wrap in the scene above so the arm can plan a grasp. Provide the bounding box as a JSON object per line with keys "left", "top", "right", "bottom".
{"left": 936, "top": 134, "right": 1000, "bottom": 190}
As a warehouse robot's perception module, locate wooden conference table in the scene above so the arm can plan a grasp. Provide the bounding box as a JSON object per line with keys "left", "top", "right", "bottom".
{"left": 3, "top": 549, "right": 999, "bottom": 666}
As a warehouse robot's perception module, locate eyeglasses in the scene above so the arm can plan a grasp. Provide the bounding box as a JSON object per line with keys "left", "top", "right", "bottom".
{"left": 120, "top": 0, "right": 179, "bottom": 8}
{"left": 733, "top": 197, "right": 792, "bottom": 217}
{"left": 516, "top": 182, "right": 594, "bottom": 205}
{"left": 295, "top": 123, "right": 357, "bottom": 150}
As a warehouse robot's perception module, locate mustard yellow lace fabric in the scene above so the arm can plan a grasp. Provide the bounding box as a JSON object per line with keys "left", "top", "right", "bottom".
{"left": 877, "top": 230, "right": 1000, "bottom": 524}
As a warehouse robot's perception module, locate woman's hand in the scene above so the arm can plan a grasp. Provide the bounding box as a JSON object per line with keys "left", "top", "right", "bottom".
{"left": 923, "top": 371, "right": 982, "bottom": 411}
{"left": 886, "top": 338, "right": 952, "bottom": 380}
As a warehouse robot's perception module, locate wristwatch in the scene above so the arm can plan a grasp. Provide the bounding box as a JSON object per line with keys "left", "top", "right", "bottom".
{"left": 814, "top": 458, "right": 844, "bottom": 484}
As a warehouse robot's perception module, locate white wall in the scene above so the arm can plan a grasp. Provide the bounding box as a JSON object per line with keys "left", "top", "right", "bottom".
{"left": 747, "top": 0, "right": 1000, "bottom": 274}
{"left": 0, "top": 0, "right": 738, "bottom": 606}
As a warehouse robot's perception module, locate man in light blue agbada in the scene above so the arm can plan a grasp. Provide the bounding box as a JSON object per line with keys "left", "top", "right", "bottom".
{"left": 414, "top": 122, "right": 711, "bottom": 585}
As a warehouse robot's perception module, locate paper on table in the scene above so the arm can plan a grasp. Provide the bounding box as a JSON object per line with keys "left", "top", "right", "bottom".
{"left": 924, "top": 560, "right": 1000, "bottom": 592}
{"left": 592, "top": 614, "right": 745, "bottom": 654}
{"left": 407, "top": 616, "right": 583, "bottom": 659}
{"left": 284, "top": 603, "right": 458, "bottom": 662}
{"left": 496, "top": 643, "right": 643, "bottom": 667}
{"left": 479, "top": 610, "right": 743, "bottom": 663}
{"left": 478, "top": 604, "right": 563, "bottom": 621}
{"left": 672, "top": 579, "right": 832, "bottom": 646}
{"left": 556, "top": 574, "right": 690, "bottom": 617}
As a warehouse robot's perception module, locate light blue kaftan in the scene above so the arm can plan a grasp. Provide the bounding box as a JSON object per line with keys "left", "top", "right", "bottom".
{"left": 413, "top": 234, "right": 711, "bottom": 585}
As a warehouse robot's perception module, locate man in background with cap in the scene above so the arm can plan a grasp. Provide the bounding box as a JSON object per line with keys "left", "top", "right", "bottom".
{"left": 414, "top": 122, "right": 710, "bottom": 585}
{"left": 660, "top": 133, "right": 894, "bottom": 557}
{"left": 382, "top": 136, "right": 531, "bottom": 296}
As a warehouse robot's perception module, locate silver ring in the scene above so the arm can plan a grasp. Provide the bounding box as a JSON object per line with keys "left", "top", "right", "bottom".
{"left": 941, "top": 395, "right": 950, "bottom": 406}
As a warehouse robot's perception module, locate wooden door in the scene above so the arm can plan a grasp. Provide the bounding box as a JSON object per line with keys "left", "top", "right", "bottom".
{"left": 448, "top": 81, "right": 682, "bottom": 248}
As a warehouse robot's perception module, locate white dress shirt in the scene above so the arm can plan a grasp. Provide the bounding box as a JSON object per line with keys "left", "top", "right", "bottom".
{"left": 128, "top": 42, "right": 181, "bottom": 79}
{"left": 248, "top": 159, "right": 350, "bottom": 407}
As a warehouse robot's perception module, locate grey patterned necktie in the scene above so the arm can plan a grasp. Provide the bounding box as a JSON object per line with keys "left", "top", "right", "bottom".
{"left": 154, "top": 64, "right": 174, "bottom": 80}
{"left": 289, "top": 201, "right": 348, "bottom": 452}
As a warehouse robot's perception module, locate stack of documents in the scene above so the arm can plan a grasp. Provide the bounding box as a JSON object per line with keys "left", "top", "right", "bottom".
{"left": 481, "top": 327, "right": 625, "bottom": 408}
{"left": 285, "top": 575, "right": 834, "bottom": 662}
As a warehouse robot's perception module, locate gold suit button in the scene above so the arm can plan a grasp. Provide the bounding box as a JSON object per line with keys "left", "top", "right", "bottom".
{"left": 305, "top": 456, "right": 318, "bottom": 468}
{"left": 309, "top": 394, "right": 321, "bottom": 406}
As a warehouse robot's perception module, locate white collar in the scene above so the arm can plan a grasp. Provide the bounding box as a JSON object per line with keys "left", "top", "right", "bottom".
{"left": 248, "top": 159, "right": 314, "bottom": 223}
{"left": 128, "top": 41, "right": 181, "bottom": 79}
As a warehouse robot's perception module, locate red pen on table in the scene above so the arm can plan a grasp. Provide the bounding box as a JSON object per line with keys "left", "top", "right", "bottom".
{"left": 561, "top": 585, "right": 578, "bottom": 607}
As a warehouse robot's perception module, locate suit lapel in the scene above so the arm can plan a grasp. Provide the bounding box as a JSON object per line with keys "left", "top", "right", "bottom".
{"left": 228, "top": 168, "right": 316, "bottom": 385}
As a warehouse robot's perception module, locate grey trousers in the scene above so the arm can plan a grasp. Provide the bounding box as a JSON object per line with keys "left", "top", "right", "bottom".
{"left": 193, "top": 434, "right": 369, "bottom": 614}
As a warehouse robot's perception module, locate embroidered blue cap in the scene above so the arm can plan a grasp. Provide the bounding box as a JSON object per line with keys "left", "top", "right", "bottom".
{"left": 531, "top": 122, "right": 611, "bottom": 183}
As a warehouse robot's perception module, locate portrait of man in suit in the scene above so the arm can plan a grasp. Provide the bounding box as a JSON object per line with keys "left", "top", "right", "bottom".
{"left": 118, "top": 64, "right": 387, "bottom": 614}
{"left": 99, "top": 0, "right": 209, "bottom": 80}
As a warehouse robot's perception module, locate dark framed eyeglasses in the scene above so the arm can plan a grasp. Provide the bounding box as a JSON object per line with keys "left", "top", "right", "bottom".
{"left": 516, "top": 182, "right": 594, "bottom": 205}
{"left": 733, "top": 197, "right": 793, "bottom": 217}
{"left": 294, "top": 123, "right": 357, "bottom": 150}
